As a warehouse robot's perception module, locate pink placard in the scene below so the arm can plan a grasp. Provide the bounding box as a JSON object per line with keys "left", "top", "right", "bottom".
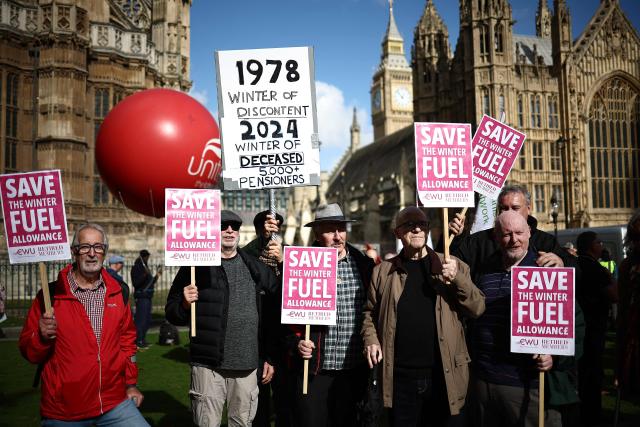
{"left": 164, "top": 188, "right": 221, "bottom": 266}
{"left": 511, "top": 267, "right": 575, "bottom": 356}
{"left": 414, "top": 122, "right": 474, "bottom": 207}
{"left": 281, "top": 246, "right": 338, "bottom": 326}
{"left": 0, "top": 170, "right": 70, "bottom": 263}
{"left": 472, "top": 115, "right": 526, "bottom": 199}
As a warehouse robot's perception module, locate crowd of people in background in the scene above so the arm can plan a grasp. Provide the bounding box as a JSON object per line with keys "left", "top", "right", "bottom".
{"left": 16, "top": 184, "right": 640, "bottom": 427}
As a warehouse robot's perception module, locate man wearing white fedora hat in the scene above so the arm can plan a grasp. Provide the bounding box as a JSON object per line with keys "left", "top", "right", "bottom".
{"left": 289, "top": 203, "right": 375, "bottom": 427}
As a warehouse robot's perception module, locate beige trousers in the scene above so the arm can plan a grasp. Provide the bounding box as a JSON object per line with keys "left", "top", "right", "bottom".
{"left": 190, "top": 366, "right": 259, "bottom": 427}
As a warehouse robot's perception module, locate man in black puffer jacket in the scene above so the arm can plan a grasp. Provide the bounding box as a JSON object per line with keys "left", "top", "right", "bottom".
{"left": 165, "top": 210, "right": 280, "bottom": 427}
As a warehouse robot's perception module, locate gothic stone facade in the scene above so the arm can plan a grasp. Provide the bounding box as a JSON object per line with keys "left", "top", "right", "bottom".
{"left": 0, "top": 0, "right": 192, "bottom": 257}
{"left": 328, "top": 0, "right": 639, "bottom": 253}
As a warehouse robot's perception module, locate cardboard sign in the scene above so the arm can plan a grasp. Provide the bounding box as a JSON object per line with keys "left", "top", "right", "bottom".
{"left": 511, "top": 267, "right": 575, "bottom": 356}
{"left": 472, "top": 115, "right": 526, "bottom": 199}
{"left": 215, "top": 46, "right": 320, "bottom": 190}
{"left": 0, "top": 170, "right": 70, "bottom": 263}
{"left": 281, "top": 246, "right": 337, "bottom": 326}
{"left": 415, "top": 122, "right": 474, "bottom": 207}
{"left": 470, "top": 194, "right": 498, "bottom": 234}
{"left": 165, "top": 188, "right": 221, "bottom": 266}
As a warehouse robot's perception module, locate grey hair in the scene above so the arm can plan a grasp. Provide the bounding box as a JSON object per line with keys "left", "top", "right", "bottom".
{"left": 498, "top": 184, "right": 531, "bottom": 206}
{"left": 71, "top": 223, "right": 109, "bottom": 248}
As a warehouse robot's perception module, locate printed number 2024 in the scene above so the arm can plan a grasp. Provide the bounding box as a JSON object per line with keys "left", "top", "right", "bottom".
{"left": 240, "top": 119, "right": 298, "bottom": 140}
{"left": 236, "top": 59, "right": 300, "bottom": 85}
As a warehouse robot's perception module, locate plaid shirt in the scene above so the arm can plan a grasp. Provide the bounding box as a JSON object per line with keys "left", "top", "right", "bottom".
{"left": 322, "top": 251, "right": 366, "bottom": 370}
{"left": 68, "top": 269, "right": 106, "bottom": 345}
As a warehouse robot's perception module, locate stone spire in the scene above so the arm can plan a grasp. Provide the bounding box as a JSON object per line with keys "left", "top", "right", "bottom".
{"left": 414, "top": 0, "right": 451, "bottom": 61}
{"left": 536, "top": 0, "right": 552, "bottom": 38}
{"left": 350, "top": 107, "right": 360, "bottom": 152}
{"left": 380, "top": 0, "right": 409, "bottom": 67}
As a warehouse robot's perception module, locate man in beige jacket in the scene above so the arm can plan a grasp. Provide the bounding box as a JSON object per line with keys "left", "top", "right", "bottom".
{"left": 362, "top": 206, "right": 485, "bottom": 426}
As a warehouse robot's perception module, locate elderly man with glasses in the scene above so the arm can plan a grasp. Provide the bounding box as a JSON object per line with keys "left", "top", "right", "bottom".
{"left": 362, "top": 206, "right": 485, "bottom": 426}
{"left": 165, "top": 210, "right": 280, "bottom": 427}
{"left": 19, "top": 223, "right": 148, "bottom": 426}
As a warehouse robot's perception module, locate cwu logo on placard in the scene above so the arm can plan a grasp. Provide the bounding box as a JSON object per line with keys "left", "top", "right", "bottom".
{"left": 170, "top": 253, "right": 192, "bottom": 260}
{"left": 519, "top": 338, "right": 539, "bottom": 346}
{"left": 188, "top": 138, "right": 223, "bottom": 187}
{"left": 16, "top": 248, "right": 36, "bottom": 255}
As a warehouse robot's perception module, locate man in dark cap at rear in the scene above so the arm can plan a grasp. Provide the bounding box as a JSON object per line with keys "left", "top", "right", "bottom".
{"left": 166, "top": 210, "right": 280, "bottom": 427}
{"left": 290, "top": 203, "right": 375, "bottom": 427}
{"left": 131, "top": 249, "right": 160, "bottom": 349}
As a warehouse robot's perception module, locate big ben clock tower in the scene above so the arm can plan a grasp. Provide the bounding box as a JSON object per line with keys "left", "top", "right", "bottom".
{"left": 371, "top": 0, "right": 413, "bottom": 141}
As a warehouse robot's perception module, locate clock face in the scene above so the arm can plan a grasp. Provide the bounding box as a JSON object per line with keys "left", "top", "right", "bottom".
{"left": 393, "top": 87, "right": 412, "bottom": 108}
{"left": 373, "top": 89, "right": 382, "bottom": 110}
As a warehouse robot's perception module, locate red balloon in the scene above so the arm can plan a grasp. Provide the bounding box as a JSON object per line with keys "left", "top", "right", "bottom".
{"left": 96, "top": 88, "right": 221, "bottom": 217}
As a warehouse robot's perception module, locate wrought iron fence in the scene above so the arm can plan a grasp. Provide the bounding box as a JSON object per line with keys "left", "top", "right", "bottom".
{"left": 0, "top": 260, "right": 181, "bottom": 319}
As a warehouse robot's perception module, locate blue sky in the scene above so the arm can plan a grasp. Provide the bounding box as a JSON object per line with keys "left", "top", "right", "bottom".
{"left": 188, "top": 0, "right": 639, "bottom": 174}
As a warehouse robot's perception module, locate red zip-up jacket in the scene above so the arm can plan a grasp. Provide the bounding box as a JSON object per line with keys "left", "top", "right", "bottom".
{"left": 19, "top": 264, "right": 138, "bottom": 421}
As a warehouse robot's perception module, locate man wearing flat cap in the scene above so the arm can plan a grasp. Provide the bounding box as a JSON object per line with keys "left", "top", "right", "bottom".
{"left": 290, "top": 203, "right": 375, "bottom": 427}
{"left": 131, "top": 249, "right": 160, "bottom": 349}
{"left": 362, "top": 206, "right": 485, "bottom": 426}
{"left": 243, "top": 210, "right": 289, "bottom": 427}
{"left": 165, "top": 210, "right": 281, "bottom": 427}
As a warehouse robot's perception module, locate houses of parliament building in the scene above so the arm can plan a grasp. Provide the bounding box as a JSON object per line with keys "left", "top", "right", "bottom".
{"left": 0, "top": 0, "right": 638, "bottom": 256}
{"left": 328, "top": 0, "right": 639, "bottom": 252}
{"left": 0, "top": 0, "right": 191, "bottom": 255}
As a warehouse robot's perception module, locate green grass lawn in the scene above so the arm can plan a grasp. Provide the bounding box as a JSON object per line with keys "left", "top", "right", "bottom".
{"left": 1, "top": 328, "right": 639, "bottom": 426}
{"left": 0, "top": 331, "right": 195, "bottom": 427}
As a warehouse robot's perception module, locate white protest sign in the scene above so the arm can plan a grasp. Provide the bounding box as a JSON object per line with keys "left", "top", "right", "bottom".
{"left": 281, "top": 246, "right": 337, "bottom": 326}
{"left": 0, "top": 170, "right": 70, "bottom": 263}
{"left": 470, "top": 194, "right": 498, "bottom": 234}
{"left": 511, "top": 267, "right": 575, "bottom": 356}
{"left": 215, "top": 47, "right": 320, "bottom": 190}
{"left": 164, "top": 188, "right": 221, "bottom": 266}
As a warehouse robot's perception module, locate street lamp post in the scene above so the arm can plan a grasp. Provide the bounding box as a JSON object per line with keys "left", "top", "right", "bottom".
{"left": 550, "top": 194, "right": 559, "bottom": 238}
{"left": 556, "top": 136, "right": 569, "bottom": 228}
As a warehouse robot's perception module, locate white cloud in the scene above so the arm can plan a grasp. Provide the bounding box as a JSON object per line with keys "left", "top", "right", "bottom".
{"left": 188, "top": 84, "right": 209, "bottom": 107}
{"left": 315, "top": 81, "right": 374, "bottom": 171}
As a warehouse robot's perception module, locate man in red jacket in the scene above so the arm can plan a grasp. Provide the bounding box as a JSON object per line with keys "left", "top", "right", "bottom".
{"left": 19, "top": 223, "right": 148, "bottom": 426}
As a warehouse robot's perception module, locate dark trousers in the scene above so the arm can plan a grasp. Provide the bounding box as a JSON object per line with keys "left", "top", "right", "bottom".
{"left": 391, "top": 366, "right": 464, "bottom": 427}
{"left": 253, "top": 381, "right": 272, "bottom": 427}
{"left": 254, "top": 363, "right": 293, "bottom": 427}
{"left": 578, "top": 321, "right": 607, "bottom": 426}
{"left": 294, "top": 367, "right": 367, "bottom": 427}
{"left": 134, "top": 297, "right": 151, "bottom": 345}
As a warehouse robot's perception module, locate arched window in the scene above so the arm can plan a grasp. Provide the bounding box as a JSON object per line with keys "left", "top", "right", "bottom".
{"left": 93, "top": 87, "right": 112, "bottom": 205}
{"left": 589, "top": 78, "right": 639, "bottom": 209}
{"left": 495, "top": 23, "right": 504, "bottom": 53}
{"left": 530, "top": 94, "right": 541, "bottom": 128}
{"left": 482, "top": 87, "right": 490, "bottom": 115}
{"left": 548, "top": 96, "right": 559, "bottom": 128}
{"left": 517, "top": 94, "right": 524, "bottom": 127}
{"left": 479, "top": 25, "right": 490, "bottom": 59}
{"left": 4, "top": 73, "right": 18, "bottom": 172}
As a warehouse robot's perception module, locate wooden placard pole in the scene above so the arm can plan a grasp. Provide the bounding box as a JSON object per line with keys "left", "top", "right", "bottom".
{"left": 539, "top": 371, "right": 545, "bottom": 427}
{"left": 191, "top": 266, "right": 196, "bottom": 337}
{"left": 302, "top": 324, "right": 311, "bottom": 394}
{"left": 443, "top": 208, "right": 450, "bottom": 260}
{"left": 39, "top": 262, "right": 52, "bottom": 315}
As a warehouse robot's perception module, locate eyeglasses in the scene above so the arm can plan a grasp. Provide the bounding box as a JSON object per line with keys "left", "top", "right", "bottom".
{"left": 74, "top": 243, "right": 108, "bottom": 255}
{"left": 221, "top": 221, "right": 241, "bottom": 231}
{"left": 399, "top": 221, "right": 429, "bottom": 230}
